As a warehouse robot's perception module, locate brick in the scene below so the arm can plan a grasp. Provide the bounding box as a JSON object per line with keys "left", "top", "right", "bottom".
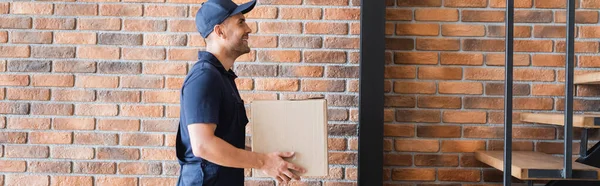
{"left": 33, "top": 46, "right": 76, "bottom": 59}
{"left": 167, "top": 0, "right": 203, "bottom": 3}
{"left": 0, "top": 160, "right": 26, "bottom": 172}
{"left": 281, "top": 8, "right": 321, "bottom": 20}
{"left": 52, "top": 89, "right": 95, "bottom": 102}
{"left": 383, "top": 153, "right": 412, "bottom": 166}
{"left": 234, "top": 64, "right": 276, "bottom": 77}
{"left": 55, "top": 4, "right": 97, "bottom": 16}
{"left": 143, "top": 91, "right": 179, "bottom": 103}
{"left": 533, "top": 84, "right": 564, "bottom": 96}
{"left": 30, "top": 131, "right": 72, "bottom": 144}
{"left": 5, "top": 145, "right": 48, "bottom": 158}
{"left": 0, "top": 132, "right": 27, "bottom": 144}
{"left": 240, "top": 93, "right": 278, "bottom": 103}
{"left": 385, "top": 38, "right": 415, "bottom": 50}
{"left": 143, "top": 120, "right": 178, "bottom": 133}
{"left": 324, "top": 37, "right": 359, "bottom": 49}
{"left": 442, "top": 24, "right": 485, "bottom": 36}
{"left": 486, "top": 53, "right": 531, "bottom": 66}
{"left": 396, "top": 23, "right": 439, "bottom": 36}
{"left": 144, "top": 63, "right": 187, "bottom": 75}
{"left": 485, "top": 83, "right": 530, "bottom": 96}
{"left": 259, "top": 22, "right": 302, "bottom": 34}
{"left": 0, "top": 31, "right": 6, "bottom": 43}
{"left": 144, "top": 5, "right": 186, "bottom": 17}
{"left": 445, "top": 0, "right": 487, "bottom": 7}
{"left": 118, "top": 162, "right": 161, "bottom": 175}
{"left": 304, "top": 51, "right": 346, "bottom": 63}
{"left": 124, "top": 19, "right": 166, "bottom": 32}
{"left": 535, "top": 0, "right": 572, "bottom": 8}
{"left": 556, "top": 11, "right": 599, "bottom": 23}
{"left": 98, "top": 62, "right": 141, "bottom": 75}
{"left": 515, "top": 69, "right": 555, "bottom": 81}
{"left": 96, "top": 90, "right": 140, "bottom": 103}
{"left": 490, "top": 0, "right": 533, "bottom": 8}
{"left": 394, "top": 81, "right": 436, "bottom": 94}
{"left": 383, "top": 66, "right": 416, "bottom": 79}
{"left": 75, "top": 104, "right": 118, "bottom": 116}
{"left": 74, "top": 162, "right": 116, "bottom": 174}
{"left": 392, "top": 169, "right": 436, "bottom": 181}
{"left": 6, "top": 175, "right": 49, "bottom": 186}
{"left": 55, "top": 32, "right": 96, "bottom": 44}
{"left": 416, "top": 38, "right": 460, "bottom": 51}
{"left": 328, "top": 66, "right": 359, "bottom": 78}
{"left": 328, "top": 152, "right": 357, "bottom": 165}
{"left": 78, "top": 18, "right": 121, "bottom": 30}
{"left": 463, "top": 39, "right": 505, "bottom": 51}
{"left": 415, "top": 154, "right": 458, "bottom": 167}
{"left": 122, "top": 48, "right": 165, "bottom": 60}
{"left": 488, "top": 25, "right": 533, "bottom": 38}
{"left": 515, "top": 10, "right": 553, "bottom": 23}
{"left": 8, "top": 60, "right": 50, "bottom": 72}
{"left": 10, "top": 31, "right": 52, "bottom": 44}
{"left": 418, "top": 96, "right": 461, "bottom": 109}
{"left": 461, "top": 154, "right": 491, "bottom": 167}
{"left": 11, "top": 2, "right": 53, "bottom": 15}
{"left": 35, "top": 18, "right": 75, "bottom": 30}
{"left": 280, "top": 36, "right": 322, "bottom": 48}
{"left": 168, "top": 20, "right": 196, "bottom": 32}
{"left": 121, "top": 76, "right": 164, "bottom": 89}
{"left": 415, "top": 9, "right": 459, "bottom": 21}
{"left": 441, "top": 53, "right": 484, "bottom": 66}
{"left": 418, "top": 66, "right": 462, "bottom": 80}
{"left": 305, "top": 22, "right": 348, "bottom": 35}
{"left": 326, "top": 94, "right": 358, "bottom": 107}
{"left": 29, "top": 161, "right": 71, "bottom": 173}
{"left": 51, "top": 176, "right": 93, "bottom": 186}
{"left": 31, "top": 103, "right": 73, "bottom": 116}
{"left": 145, "top": 34, "right": 186, "bottom": 46}
{"left": 0, "top": 46, "right": 30, "bottom": 58}
{"left": 580, "top": 56, "right": 600, "bottom": 68}
{"left": 121, "top": 105, "right": 163, "bottom": 117}
{"left": 417, "top": 125, "right": 461, "bottom": 138}
{"left": 397, "top": 0, "right": 442, "bottom": 6}
{"left": 462, "top": 10, "right": 504, "bottom": 22}
{"left": 167, "top": 48, "right": 197, "bottom": 60}
{"left": 76, "top": 76, "right": 119, "bottom": 88}
{"left": 439, "top": 169, "right": 481, "bottom": 182}
{"left": 439, "top": 82, "right": 483, "bottom": 95}
{"left": 99, "top": 147, "right": 141, "bottom": 160}
{"left": 385, "top": 9, "right": 412, "bottom": 21}
{"left": 7, "top": 88, "right": 50, "bottom": 100}
{"left": 464, "top": 97, "right": 503, "bottom": 109}
{"left": 557, "top": 41, "right": 599, "bottom": 53}
{"left": 394, "top": 52, "right": 437, "bottom": 65}
{"left": 514, "top": 97, "right": 553, "bottom": 110}
{"left": 532, "top": 54, "right": 565, "bottom": 67}
{"left": 441, "top": 140, "right": 486, "bottom": 152}
{"left": 140, "top": 178, "right": 178, "bottom": 186}
{"left": 74, "top": 133, "right": 118, "bottom": 146}
{"left": 245, "top": 6, "right": 277, "bottom": 19}
{"left": 515, "top": 40, "right": 553, "bottom": 52}
{"left": 324, "top": 8, "right": 360, "bottom": 20}
{"left": 99, "top": 33, "right": 142, "bottom": 45}
{"left": 306, "top": 0, "right": 348, "bottom": 5}
{"left": 0, "top": 2, "right": 7, "bottom": 14}
{"left": 279, "top": 66, "right": 324, "bottom": 77}
{"left": 247, "top": 35, "right": 276, "bottom": 48}
{"left": 0, "top": 103, "right": 29, "bottom": 115}
{"left": 582, "top": 0, "right": 600, "bottom": 8}
{"left": 100, "top": 4, "right": 142, "bottom": 16}
{"left": 396, "top": 110, "right": 440, "bottom": 123}
{"left": 78, "top": 46, "right": 120, "bottom": 60}
{"left": 384, "top": 95, "right": 416, "bottom": 107}
{"left": 141, "top": 148, "right": 176, "bottom": 160}
{"left": 258, "top": 0, "right": 302, "bottom": 5}
{"left": 0, "top": 17, "right": 31, "bottom": 29}
{"left": 54, "top": 118, "right": 95, "bottom": 130}
{"left": 258, "top": 50, "right": 301, "bottom": 62}
{"left": 255, "top": 79, "right": 299, "bottom": 91}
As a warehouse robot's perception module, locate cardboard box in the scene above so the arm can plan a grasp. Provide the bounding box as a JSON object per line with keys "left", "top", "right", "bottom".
{"left": 250, "top": 98, "right": 328, "bottom": 177}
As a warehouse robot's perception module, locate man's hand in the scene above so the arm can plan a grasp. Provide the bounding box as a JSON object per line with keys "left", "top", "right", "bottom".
{"left": 259, "top": 152, "right": 306, "bottom": 184}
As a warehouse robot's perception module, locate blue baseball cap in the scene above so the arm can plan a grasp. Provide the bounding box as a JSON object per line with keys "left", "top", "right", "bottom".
{"left": 195, "top": 0, "right": 257, "bottom": 38}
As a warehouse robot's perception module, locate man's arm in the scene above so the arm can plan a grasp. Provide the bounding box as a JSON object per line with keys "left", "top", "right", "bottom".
{"left": 188, "top": 123, "right": 307, "bottom": 183}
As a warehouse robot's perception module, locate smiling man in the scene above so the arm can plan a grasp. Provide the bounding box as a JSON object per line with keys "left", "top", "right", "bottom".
{"left": 175, "top": 0, "right": 306, "bottom": 185}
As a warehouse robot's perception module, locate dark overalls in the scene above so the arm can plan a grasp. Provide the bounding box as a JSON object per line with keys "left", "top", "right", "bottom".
{"left": 176, "top": 51, "right": 249, "bottom": 186}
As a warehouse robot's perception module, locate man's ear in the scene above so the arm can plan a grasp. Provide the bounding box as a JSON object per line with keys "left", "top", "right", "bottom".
{"left": 213, "top": 24, "right": 226, "bottom": 39}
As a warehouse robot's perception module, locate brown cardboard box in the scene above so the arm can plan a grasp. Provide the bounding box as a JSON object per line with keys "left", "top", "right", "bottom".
{"left": 250, "top": 98, "right": 328, "bottom": 177}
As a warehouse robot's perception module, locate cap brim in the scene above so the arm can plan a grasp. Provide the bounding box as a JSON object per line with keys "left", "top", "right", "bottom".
{"left": 231, "top": 0, "right": 256, "bottom": 15}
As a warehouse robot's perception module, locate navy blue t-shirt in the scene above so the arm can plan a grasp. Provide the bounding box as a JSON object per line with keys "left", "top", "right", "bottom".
{"left": 176, "top": 51, "right": 249, "bottom": 185}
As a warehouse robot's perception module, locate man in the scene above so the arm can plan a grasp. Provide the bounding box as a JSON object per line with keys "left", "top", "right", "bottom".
{"left": 176, "top": 0, "right": 306, "bottom": 185}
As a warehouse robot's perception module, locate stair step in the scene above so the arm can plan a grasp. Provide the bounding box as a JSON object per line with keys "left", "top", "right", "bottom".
{"left": 520, "top": 113, "right": 600, "bottom": 128}
{"left": 575, "top": 72, "right": 600, "bottom": 85}
{"left": 475, "top": 151, "right": 600, "bottom": 180}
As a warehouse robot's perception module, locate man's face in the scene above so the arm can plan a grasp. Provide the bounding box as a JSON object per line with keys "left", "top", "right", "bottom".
{"left": 220, "top": 13, "right": 252, "bottom": 54}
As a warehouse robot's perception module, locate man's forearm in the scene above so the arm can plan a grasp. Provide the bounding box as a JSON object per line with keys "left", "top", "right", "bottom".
{"left": 196, "top": 135, "right": 265, "bottom": 169}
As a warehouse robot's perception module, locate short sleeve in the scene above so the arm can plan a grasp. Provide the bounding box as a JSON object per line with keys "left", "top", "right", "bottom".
{"left": 182, "top": 67, "right": 222, "bottom": 125}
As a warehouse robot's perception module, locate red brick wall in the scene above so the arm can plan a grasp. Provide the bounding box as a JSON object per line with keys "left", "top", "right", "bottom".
{"left": 0, "top": 0, "right": 360, "bottom": 185}
{"left": 385, "top": 0, "right": 600, "bottom": 185}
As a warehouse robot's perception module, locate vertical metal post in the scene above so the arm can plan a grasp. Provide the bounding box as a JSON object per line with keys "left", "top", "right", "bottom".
{"left": 358, "top": 0, "right": 385, "bottom": 185}
{"left": 504, "top": 0, "right": 514, "bottom": 185}
{"left": 564, "top": 0, "right": 576, "bottom": 179}
{"left": 580, "top": 128, "right": 589, "bottom": 157}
